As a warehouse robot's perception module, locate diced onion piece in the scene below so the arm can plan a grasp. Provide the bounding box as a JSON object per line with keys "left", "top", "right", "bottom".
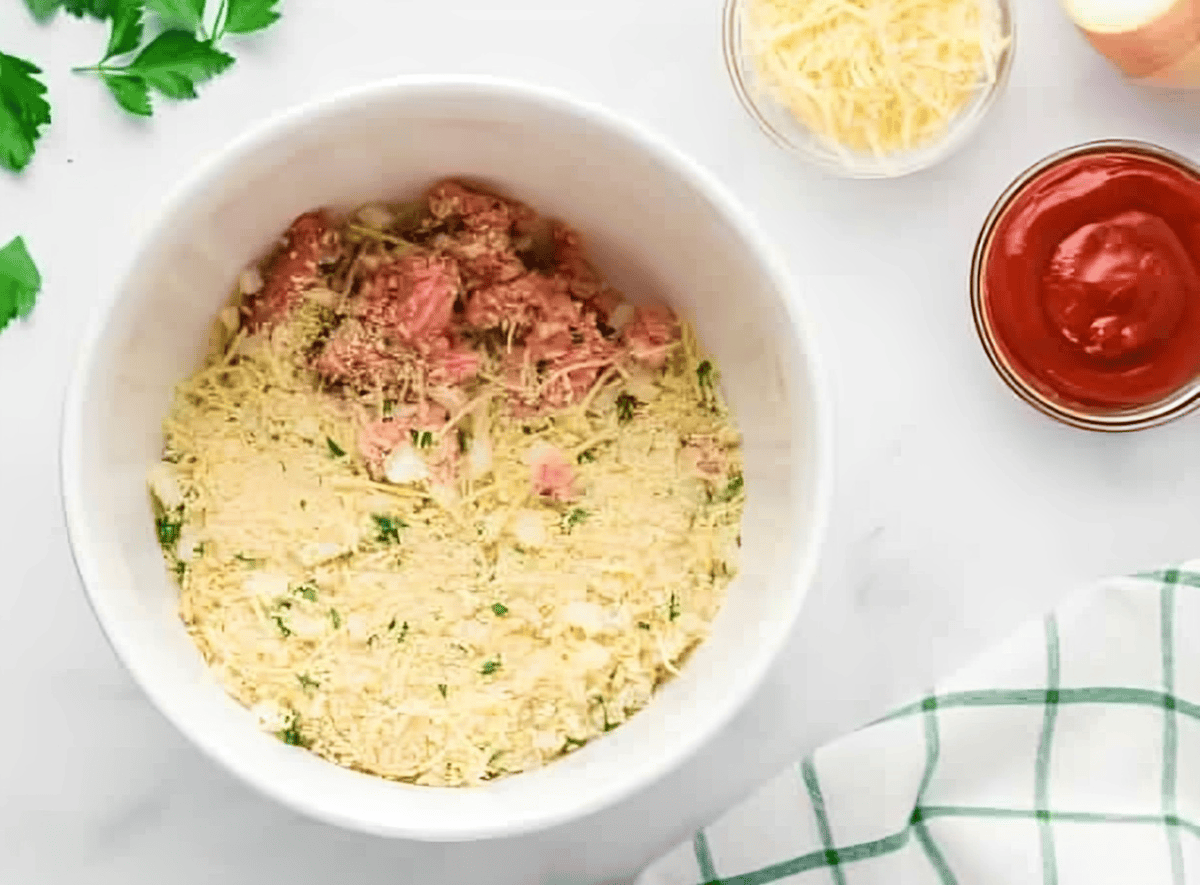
{"left": 148, "top": 462, "right": 184, "bottom": 510}
{"left": 608, "top": 302, "right": 635, "bottom": 332}
{"left": 356, "top": 204, "right": 394, "bottom": 229}
{"left": 510, "top": 510, "right": 549, "bottom": 548}
{"left": 468, "top": 434, "right": 493, "bottom": 479}
{"left": 384, "top": 442, "right": 429, "bottom": 484}
{"left": 244, "top": 571, "right": 290, "bottom": 601}
{"left": 239, "top": 267, "right": 264, "bottom": 296}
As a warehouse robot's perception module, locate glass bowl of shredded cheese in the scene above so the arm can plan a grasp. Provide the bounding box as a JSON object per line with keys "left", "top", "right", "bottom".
{"left": 724, "top": 0, "right": 1015, "bottom": 178}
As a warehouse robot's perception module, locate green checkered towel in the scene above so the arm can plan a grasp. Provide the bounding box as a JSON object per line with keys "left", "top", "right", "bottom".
{"left": 638, "top": 567, "right": 1200, "bottom": 885}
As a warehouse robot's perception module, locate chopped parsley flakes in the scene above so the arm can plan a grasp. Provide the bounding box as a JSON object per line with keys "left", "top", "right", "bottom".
{"left": 616, "top": 393, "right": 639, "bottom": 423}
{"left": 491, "top": 602, "right": 509, "bottom": 616}
{"left": 410, "top": 429, "right": 433, "bottom": 449}
{"left": 297, "top": 674, "right": 320, "bottom": 690}
{"left": 480, "top": 657, "right": 501, "bottom": 676}
{"left": 277, "top": 712, "right": 311, "bottom": 748}
{"left": 155, "top": 514, "right": 181, "bottom": 548}
{"left": 563, "top": 508, "right": 588, "bottom": 532}
{"left": 326, "top": 436, "right": 346, "bottom": 458}
{"left": 372, "top": 514, "right": 405, "bottom": 544}
{"left": 293, "top": 583, "right": 318, "bottom": 602}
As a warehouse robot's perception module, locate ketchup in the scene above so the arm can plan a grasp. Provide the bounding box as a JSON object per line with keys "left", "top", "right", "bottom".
{"left": 982, "top": 149, "right": 1200, "bottom": 410}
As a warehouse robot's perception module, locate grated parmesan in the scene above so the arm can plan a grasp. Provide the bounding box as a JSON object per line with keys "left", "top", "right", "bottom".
{"left": 742, "top": 0, "right": 1009, "bottom": 156}
{"left": 149, "top": 189, "right": 747, "bottom": 787}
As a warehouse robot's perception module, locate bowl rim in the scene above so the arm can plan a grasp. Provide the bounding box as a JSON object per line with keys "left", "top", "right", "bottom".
{"left": 59, "top": 74, "right": 834, "bottom": 841}
{"left": 970, "top": 137, "right": 1200, "bottom": 433}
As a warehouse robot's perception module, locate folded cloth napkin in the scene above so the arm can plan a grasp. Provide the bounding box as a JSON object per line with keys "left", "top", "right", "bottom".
{"left": 638, "top": 566, "right": 1200, "bottom": 885}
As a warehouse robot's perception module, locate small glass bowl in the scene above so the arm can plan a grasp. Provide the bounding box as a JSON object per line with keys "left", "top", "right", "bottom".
{"left": 971, "top": 139, "right": 1200, "bottom": 433}
{"left": 722, "top": 0, "right": 1016, "bottom": 179}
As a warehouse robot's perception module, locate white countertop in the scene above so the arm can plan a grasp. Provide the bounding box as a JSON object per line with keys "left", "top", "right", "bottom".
{"left": 4, "top": 1, "right": 1200, "bottom": 883}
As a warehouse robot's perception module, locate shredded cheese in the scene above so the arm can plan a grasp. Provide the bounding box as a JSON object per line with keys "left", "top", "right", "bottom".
{"left": 742, "top": 0, "right": 1009, "bottom": 156}
{"left": 149, "top": 202, "right": 747, "bottom": 787}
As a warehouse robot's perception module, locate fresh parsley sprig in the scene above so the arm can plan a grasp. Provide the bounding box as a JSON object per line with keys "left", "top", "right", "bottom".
{"left": 0, "top": 236, "right": 42, "bottom": 332}
{"left": 0, "top": 52, "right": 51, "bottom": 174}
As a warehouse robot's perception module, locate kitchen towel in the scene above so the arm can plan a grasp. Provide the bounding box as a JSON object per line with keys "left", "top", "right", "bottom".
{"left": 638, "top": 565, "right": 1200, "bottom": 884}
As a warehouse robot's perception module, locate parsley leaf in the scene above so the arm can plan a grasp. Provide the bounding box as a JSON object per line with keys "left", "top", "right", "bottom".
{"left": 668, "top": 592, "right": 681, "bottom": 621}
{"left": 715, "top": 472, "right": 744, "bottom": 503}
{"left": 24, "top": 0, "right": 112, "bottom": 20}
{"left": 616, "top": 393, "right": 639, "bottom": 424}
{"left": 491, "top": 602, "right": 508, "bottom": 617}
{"left": 222, "top": 0, "right": 280, "bottom": 35}
{"left": 696, "top": 359, "right": 714, "bottom": 389}
{"left": 372, "top": 514, "right": 405, "bottom": 544}
{"left": 0, "top": 236, "right": 42, "bottom": 332}
{"left": 103, "top": 0, "right": 145, "bottom": 61}
{"left": 410, "top": 429, "right": 433, "bottom": 449}
{"left": 563, "top": 508, "right": 588, "bottom": 532}
{"left": 123, "top": 31, "right": 234, "bottom": 100}
{"left": 293, "top": 583, "right": 318, "bottom": 602}
{"left": 480, "top": 657, "right": 500, "bottom": 676}
{"left": 0, "top": 52, "right": 51, "bottom": 174}
{"left": 328, "top": 608, "right": 341, "bottom": 629}
{"left": 437, "top": 683, "right": 448, "bottom": 698}
{"left": 155, "top": 514, "right": 182, "bottom": 548}
{"left": 101, "top": 73, "right": 152, "bottom": 116}
{"left": 576, "top": 448, "right": 597, "bottom": 464}
{"left": 326, "top": 436, "right": 345, "bottom": 458}
{"left": 145, "top": 0, "right": 206, "bottom": 31}
{"left": 276, "top": 712, "right": 310, "bottom": 748}
{"left": 297, "top": 673, "right": 319, "bottom": 690}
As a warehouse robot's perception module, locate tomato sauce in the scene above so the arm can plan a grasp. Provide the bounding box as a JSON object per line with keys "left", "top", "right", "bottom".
{"left": 982, "top": 149, "right": 1200, "bottom": 410}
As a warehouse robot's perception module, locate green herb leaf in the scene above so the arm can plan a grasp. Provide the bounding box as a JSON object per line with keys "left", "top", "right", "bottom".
{"left": 65, "top": 0, "right": 113, "bottom": 17}
{"left": 272, "top": 614, "right": 291, "bottom": 637}
{"left": 222, "top": 0, "right": 280, "bottom": 34}
{"left": 715, "top": 472, "right": 744, "bottom": 503}
{"left": 124, "top": 30, "right": 234, "bottom": 100}
{"left": 145, "top": 0, "right": 205, "bottom": 30}
{"left": 696, "top": 359, "right": 714, "bottom": 388}
{"left": 101, "top": 73, "right": 152, "bottom": 116}
{"left": 0, "top": 52, "right": 51, "bottom": 174}
{"left": 155, "top": 514, "right": 182, "bottom": 547}
{"left": 23, "top": 0, "right": 64, "bottom": 21}
{"left": 576, "top": 448, "right": 597, "bottom": 464}
{"left": 293, "top": 583, "right": 318, "bottom": 602}
{"left": 491, "top": 602, "right": 508, "bottom": 617}
{"left": 103, "top": 0, "right": 145, "bottom": 61}
{"left": 24, "top": 0, "right": 112, "bottom": 20}
{"left": 396, "top": 620, "right": 409, "bottom": 642}
{"left": 276, "top": 712, "right": 310, "bottom": 747}
{"left": 372, "top": 513, "right": 404, "bottom": 544}
{"left": 297, "top": 673, "right": 320, "bottom": 690}
{"left": 437, "top": 683, "right": 448, "bottom": 698}
{"left": 562, "top": 736, "right": 586, "bottom": 751}
{"left": 563, "top": 508, "right": 588, "bottom": 532}
{"left": 326, "top": 436, "right": 345, "bottom": 458}
{"left": 480, "top": 657, "right": 500, "bottom": 676}
{"left": 173, "top": 559, "right": 186, "bottom": 579}
{"left": 410, "top": 429, "right": 433, "bottom": 449}
{"left": 0, "top": 236, "right": 42, "bottom": 332}
{"left": 668, "top": 592, "right": 680, "bottom": 621}
{"left": 637, "top": 621, "right": 651, "bottom": 630}
{"left": 615, "top": 393, "right": 639, "bottom": 424}
{"left": 329, "top": 608, "right": 341, "bottom": 629}
{"left": 234, "top": 552, "right": 260, "bottom": 566}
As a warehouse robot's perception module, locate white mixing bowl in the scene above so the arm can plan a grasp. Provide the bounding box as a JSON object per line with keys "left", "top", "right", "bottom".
{"left": 61, "top": 76, "right": 832, "bottom": 841}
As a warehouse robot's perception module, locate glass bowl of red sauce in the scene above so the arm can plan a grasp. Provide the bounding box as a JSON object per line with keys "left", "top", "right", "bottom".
{"left": 972, "top": 139, "right": 1200, "bottom": 431}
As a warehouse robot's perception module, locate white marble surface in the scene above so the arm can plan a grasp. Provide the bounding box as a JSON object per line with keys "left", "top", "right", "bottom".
{"left": 3, "top": 1, "right": 1200, "bottom": 883}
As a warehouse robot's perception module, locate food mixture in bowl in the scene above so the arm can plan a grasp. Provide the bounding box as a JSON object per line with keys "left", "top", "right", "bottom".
{"left": 147, "top": 180, "right": 746, "bottom": 786}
